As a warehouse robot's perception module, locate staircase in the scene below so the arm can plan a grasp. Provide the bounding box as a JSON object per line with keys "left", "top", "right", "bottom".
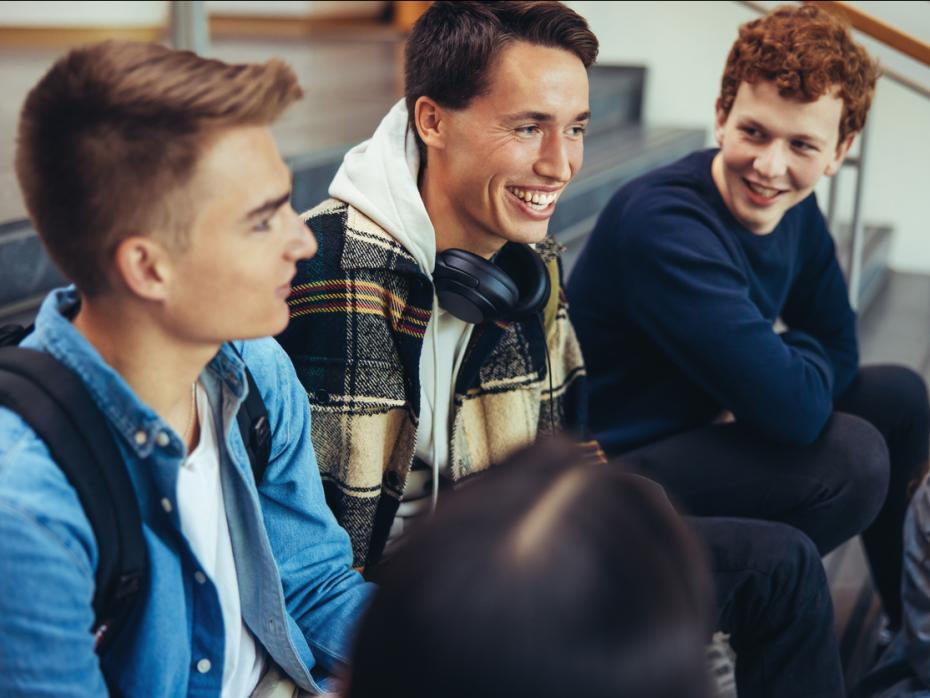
{"left": 0, "top": 61, "right": 705, "bottom": 325}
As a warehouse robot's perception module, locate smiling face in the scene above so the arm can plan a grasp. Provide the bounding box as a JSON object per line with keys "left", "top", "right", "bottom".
{"left": 712, "top": 80, "right": 854, "bottom": 235}
{"left": 162, "top": 125, "right": 317, "bottom": 343}
{"left": 417, "top": 41, "right": 590, "bottom": 258}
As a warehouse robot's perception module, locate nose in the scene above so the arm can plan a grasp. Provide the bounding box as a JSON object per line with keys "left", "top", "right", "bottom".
{"left": 534, "top": 133, "right": 576, "bottom": 183}
{"left": 754, "top": 141, "right": 788, "bottom": 180}
{"left": 284, "top": 206, "right": 317, "bottom": 261}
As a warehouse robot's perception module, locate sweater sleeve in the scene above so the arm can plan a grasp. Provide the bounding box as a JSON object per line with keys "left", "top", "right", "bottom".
{"left": 780, "top": 203, "right": 859, "bottom": 397}
{"left": 615, "top": 202, "right": 834, "bottom": 445}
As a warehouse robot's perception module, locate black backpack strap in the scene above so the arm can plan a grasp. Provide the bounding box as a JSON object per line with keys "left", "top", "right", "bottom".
{"left": 0, "top": 324, "right": 32, "bottom": 346}
{"left": 237, "top": 366, "right": 271, "bottom": 486}
{"left": 0, "top": 347, "right": 147, "bottom": 655}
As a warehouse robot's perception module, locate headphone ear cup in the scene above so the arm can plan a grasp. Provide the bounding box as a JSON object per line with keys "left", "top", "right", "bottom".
{"left": 494, "top": 244, "right": 551, "bottom": 320}
{"left": 434, "top": 249, "right": 519, "bottom": 324}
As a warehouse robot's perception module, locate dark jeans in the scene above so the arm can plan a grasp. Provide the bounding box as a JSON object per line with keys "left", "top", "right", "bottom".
{"left": 692, "top": 516, "right": 843, "bottom": 698}
{"left": 625, "top": 365, "right": 930, "bottom": 628}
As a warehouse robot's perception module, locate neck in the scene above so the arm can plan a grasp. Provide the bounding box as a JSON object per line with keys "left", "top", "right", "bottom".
{"left": 73, "top": 295, "right": 216, "bottom": 447}
{"left": 419, "top": 164, "right": 503, "bottom": 260}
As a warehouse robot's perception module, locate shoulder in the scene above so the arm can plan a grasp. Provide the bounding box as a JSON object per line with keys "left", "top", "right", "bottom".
{"left": 0, "top": 408, "right": 96, "bottom": 575}
{"left": 596, "top": 154, "right": 723, "bottom": 253}
{"left": 301, "top": 198, "right": 400, "bottom": 250}
{"left": 297, "top": 199, "right": 413, "bottom": 279}
{"left": 780, "top": 194, "right": 835, "bottom": 262}
{"left": 228, "top": 338, "right": 308, "bottom": 456}
{"left": 232, "top": 337, "right": 297, "bottom": 401}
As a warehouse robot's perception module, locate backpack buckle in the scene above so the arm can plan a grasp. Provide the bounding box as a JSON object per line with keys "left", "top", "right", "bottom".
{"left": 251, "top": 415, "right": 270, "bottom": 456}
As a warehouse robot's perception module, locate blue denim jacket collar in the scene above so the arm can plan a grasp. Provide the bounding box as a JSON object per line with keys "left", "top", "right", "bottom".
{"left": 29, "top": 287, "right": 247, "bottom": 461}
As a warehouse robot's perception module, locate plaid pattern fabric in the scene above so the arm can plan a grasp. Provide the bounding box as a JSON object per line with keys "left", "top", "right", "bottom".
{"left": 277, "top": 199, "right": 596, "bottom": 568}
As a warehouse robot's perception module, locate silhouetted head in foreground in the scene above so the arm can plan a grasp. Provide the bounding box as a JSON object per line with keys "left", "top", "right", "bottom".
{"left": 346, "top": 439, "right": 713, "bottom": 698}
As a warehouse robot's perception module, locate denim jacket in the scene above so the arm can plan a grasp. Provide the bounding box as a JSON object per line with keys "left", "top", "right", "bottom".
{"left": 0, "top": 288, "right": 373, "bottom": 697}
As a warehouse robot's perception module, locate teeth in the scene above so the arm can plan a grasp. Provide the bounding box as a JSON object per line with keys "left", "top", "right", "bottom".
{"left": 509, "top": 187, "right": 558, "bottom": 209}
{"left": 747, "top": 181, "right": 781, "bottom": 198}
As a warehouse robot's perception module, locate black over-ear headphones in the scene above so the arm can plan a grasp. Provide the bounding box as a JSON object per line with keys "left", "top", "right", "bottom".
{"left": 433, "top": 243, "right": 550, "bottom": 324}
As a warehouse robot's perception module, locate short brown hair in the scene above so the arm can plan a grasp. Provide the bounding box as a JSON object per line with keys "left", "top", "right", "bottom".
{"left": 404, "top": 1, "right": 598, "bottom": 162}
{"left": 719, "top": 4, "right": 879, "bottom": 143}
{"left": 15, "top": 41, "right": 303, "bottom": 296}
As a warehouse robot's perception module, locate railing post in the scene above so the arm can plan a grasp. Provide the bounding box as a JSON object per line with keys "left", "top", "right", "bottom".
{"left": 847, "top": 119, "right": 871, "bottom": 311}
{"left": 826, "top": 169, "right": 839, "bottom": 233}
{"left": 170, "top": 1, "right": 209, "bottom": 56}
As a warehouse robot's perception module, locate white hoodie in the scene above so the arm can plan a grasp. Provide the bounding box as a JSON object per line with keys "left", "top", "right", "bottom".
{"left": 330, "top": 100, "right": 473, "bottom": 542}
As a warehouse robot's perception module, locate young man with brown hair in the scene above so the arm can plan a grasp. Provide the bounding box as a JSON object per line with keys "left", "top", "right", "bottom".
{"left": 279, "top": 2, "right": 852, "bottom": 695}
{"left": 277, "top": 0, "right": 599, "bottom": 572}
{"left": 568, "top": 3, "right": 929, "bottom": 630}
{"left": 0, "top": 41, "right": 371, "bottom": 696}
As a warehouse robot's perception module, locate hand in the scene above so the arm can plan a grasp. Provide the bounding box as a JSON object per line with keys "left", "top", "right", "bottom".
{"left": 713, "top": 410, "right": 735, "bottom": 425}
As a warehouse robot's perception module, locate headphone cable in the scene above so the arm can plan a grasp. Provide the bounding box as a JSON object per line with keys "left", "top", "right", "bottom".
{"left": 539, "top": 313, "right": 556, "bottom": 436}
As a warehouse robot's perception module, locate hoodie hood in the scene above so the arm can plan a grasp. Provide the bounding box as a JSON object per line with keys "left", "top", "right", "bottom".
{"left": 329, "top": 99, "right": 436, "bottom": 276}
{"left": 330, "top": 100, "right": 477, "bottom": 535}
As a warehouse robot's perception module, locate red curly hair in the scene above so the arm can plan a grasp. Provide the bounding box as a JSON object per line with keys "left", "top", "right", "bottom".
{"left": 718, "top": 4, "right": 880, "bottom": 143}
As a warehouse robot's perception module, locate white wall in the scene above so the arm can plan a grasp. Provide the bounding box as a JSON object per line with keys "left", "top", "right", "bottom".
{"left": 0, "top": 1, "right": 168, "bottom": 26}
{"left": 205, "top": 1, "right": 387, "bottom": 19}
{"left": 569, "top": 0, "right": 930, "bottom": 273}
{"left": 0, "top": 1, "right": 387, "bottom": 27}
{"left": 568, "top": 1, "right": 757, "bottom": 135}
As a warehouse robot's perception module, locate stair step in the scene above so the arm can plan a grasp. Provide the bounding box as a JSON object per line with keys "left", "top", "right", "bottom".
{"left": 0, "top": 60, "right": 658, "bottom": 323}
{"left": 0, "top": 125, "right": 706, "bottom": 325}
{"left": 554, "top": 125, "right": 706, "bottom": 274}
{"left": 832, "top": 222, "right": 894, "bottom": 314}
{"left": 586, "top": 65, "right": 645, "bottom": 137}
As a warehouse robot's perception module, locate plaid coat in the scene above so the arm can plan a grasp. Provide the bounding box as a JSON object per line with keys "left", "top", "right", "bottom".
{"left": 277, "top": 199, "right": 596, "bottom": 569}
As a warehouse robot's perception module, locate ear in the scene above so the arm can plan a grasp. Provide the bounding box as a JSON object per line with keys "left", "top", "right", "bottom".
{"left": 113, "top": 235, "right": 174, "bottom": 302}
{"left": 713, "top": 98, "right": 727, "bottom": 146}
{"left": 414, "top": 95, "right": 447, "bottom": 151}
{"left": 824, "top": 133, "right": 856, "bottom": 176}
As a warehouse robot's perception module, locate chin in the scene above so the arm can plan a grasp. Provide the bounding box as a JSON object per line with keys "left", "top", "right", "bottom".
{"left": 268, "top": 313, "right": 291, "bottom": 337}
{"left": 248, "top": 306, "right": 291, "bottom": 339}
{"left": 504, "top": 224, "right": 549, "bottom": 246}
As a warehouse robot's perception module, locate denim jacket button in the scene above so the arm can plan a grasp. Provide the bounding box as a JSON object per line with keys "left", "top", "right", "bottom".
{"left": 161, "top": 498, "right": 173, "bottom": 513}
{"left": 196, "top": 658, "right": 212, "bottom": 673}
{"left": 134, "top": 430, "right": 147, "bottom": 446}
{"left": 155, "top": 431, "right": 170, "bottom": 448}
{"left": 194, "top": 571, "right": 207, "bottom": 585}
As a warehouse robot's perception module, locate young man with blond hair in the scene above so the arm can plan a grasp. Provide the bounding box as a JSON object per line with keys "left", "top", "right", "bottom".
{"left": 0, "top": 42, "right": 371, "bottom": 696}
{"left": 569, "top": 3, "right": 929, "bottom": 630}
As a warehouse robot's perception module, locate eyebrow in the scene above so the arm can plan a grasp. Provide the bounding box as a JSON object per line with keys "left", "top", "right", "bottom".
{"left": 504, "top": 110, "right": 592, "bottom": 123}
{"left": 739, "top": 118, "right": 827, "bottom": 147}
{"left": 243, "top": 190, "right": 291, "bottom": 221}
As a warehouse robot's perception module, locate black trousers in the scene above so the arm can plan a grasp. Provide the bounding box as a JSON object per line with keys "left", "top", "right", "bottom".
{"left": 692, "top": 516, "right": 843, "bottom": 697}
{"left": 625, "top": 364, "right": 930, "bottom": 628}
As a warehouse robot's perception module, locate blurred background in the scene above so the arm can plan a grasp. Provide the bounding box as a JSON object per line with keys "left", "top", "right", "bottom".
{"left": 0, "top": 0, "right": 928, "bottom": 689}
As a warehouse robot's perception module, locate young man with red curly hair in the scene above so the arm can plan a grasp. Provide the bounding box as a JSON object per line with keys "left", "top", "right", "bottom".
{"left": 568, "top": 3, "right": 929, "bottom": 631}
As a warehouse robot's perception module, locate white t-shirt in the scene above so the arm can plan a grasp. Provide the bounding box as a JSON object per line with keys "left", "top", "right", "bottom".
{"left": 176, "top": 383, "right": 267, "bottom": 697}
{"left": 385, "top": 303, "right": 473, "bottom": 551}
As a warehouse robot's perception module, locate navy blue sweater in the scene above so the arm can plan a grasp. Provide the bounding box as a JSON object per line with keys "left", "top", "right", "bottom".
{"left": 567, "top": 149, "right": 858, "bottom": 454}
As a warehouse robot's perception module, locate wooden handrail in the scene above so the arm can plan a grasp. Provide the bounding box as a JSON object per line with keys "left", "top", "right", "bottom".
{"left": 803, "top": 1, "right": 930, "bottom": 68}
